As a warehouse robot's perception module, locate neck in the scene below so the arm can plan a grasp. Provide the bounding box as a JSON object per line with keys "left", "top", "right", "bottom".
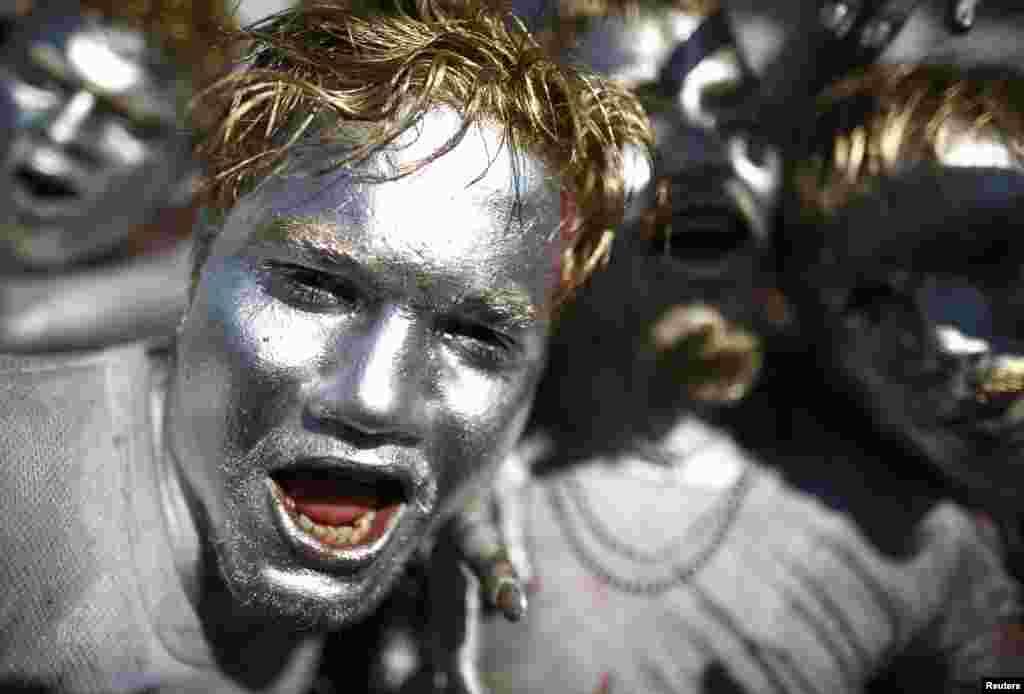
{"left": 147, "top": 357, "right": 327, "bottom": 692}
{"left": 156, "top": 371, "right": 204, "bottom": 604}
{"left": 137, "top": 358, "right": 221, "bottom": 669}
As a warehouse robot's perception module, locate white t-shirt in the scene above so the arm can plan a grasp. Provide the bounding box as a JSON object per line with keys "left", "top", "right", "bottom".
{"left": 477, "top": 417, "right": 1022, "bottom": 693}
{"left": 0, "top": 344, "right": 321, "bottom": 693}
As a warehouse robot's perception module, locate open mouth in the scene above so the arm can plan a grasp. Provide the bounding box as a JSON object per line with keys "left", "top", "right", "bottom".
{"left": 950, "top": 346, "right": 1024, "bottom": 432}
{"left": 14, "top": 165, "right": 79, "bottom": 201}
{"left": 647, "top": 175, "right": 756, "bottom": 269}
{"left": 267, "top": 462, "right": 409, "bottom": 572}
{"left": 839, "top": 272, "right": 1024, "bottom": 436}
{"left": 918, "top": 279, "right": 1024, "bottom": 432}
{"left": 662, "top": 205, "right": 752, "bottom": 261}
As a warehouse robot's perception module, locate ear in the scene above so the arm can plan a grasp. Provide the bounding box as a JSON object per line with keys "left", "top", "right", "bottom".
{"left": 559, "top": 188, "right": 582, "bottom": 244}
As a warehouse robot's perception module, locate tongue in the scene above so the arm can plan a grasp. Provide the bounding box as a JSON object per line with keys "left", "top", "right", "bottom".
{"left": 294, "top": 498, "right": 377, "bottom": 526}
{"left": 279, "top": 479, "right": 380, "bottom": 527}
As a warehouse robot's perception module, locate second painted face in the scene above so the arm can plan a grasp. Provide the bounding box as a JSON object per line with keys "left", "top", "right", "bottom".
{"left": 0, "top": 8, "right": 191, "bottom": 269}
{"left": 171, "top": 109, "right": 563, "bottom": 627}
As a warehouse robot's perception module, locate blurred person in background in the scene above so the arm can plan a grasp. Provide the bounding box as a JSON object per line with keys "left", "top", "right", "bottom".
{"left": 378, "top": 2, "right": 1024, "bottom": 692}
{"left": 0, "top": 0, "right": 232, "bottom": 353}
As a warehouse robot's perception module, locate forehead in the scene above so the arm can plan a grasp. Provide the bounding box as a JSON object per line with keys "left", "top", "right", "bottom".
{"left": 218, "top": 109, "right": 563, "bottom": 300}
{"left": 3, "top": 9, "right": 181, "bottom": 113}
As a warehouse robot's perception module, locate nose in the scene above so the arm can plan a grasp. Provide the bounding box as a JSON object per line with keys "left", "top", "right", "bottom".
{"left": 309, "top": 308, "right": 428, "bottom": 443}
{"left": 46, "top": 91, "right": 96, "bottom": 145}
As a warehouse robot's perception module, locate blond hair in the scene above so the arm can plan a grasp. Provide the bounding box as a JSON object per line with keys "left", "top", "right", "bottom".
{"left": 192, "top": 0, "right": 653, "bottom": 307}
{"left": 796, "top": 64, "right": 1024, "bottom": 217}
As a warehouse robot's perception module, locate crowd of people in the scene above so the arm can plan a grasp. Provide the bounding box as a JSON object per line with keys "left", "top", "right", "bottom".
{"left": 0, "top": 0, "right": 1021, "bottom": 692}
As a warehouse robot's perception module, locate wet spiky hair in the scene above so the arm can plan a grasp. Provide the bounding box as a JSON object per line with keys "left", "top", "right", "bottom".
{"left": 796, "top": 63, "right": 1024, "bottom": 216}
{"left": 191, "top": 0, "right": 653, "bottom": 307}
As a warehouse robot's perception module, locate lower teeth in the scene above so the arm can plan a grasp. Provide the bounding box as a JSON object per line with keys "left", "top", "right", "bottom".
{"left": 294, "top": 509, "right": 376, "bottom": 547}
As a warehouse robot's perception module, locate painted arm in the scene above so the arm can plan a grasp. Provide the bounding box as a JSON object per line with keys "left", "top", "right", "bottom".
{"left": 0, "top": 240, "right": 191, "bottom": 353}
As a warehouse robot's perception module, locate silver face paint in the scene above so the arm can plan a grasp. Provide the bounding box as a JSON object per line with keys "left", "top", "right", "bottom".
{"left": 0, "top": 9, "right": 191, "bottom": 268}
{"left": 169, "top": 108, "right": 562, "bottom": 627}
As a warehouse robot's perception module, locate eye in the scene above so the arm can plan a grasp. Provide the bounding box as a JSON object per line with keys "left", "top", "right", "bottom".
{"left": 116, "top": 112, "right": 164, "bottom": 140}
{"left": 15, "top": 54, "right": 67, "bottom": 95}
{"left": 265, "top": 263, "right": 363, "bottom": 311}
{"left": 646, "top": 168, "right": 757, "bottom": 267}
{"left": 437, "top": 317, "right": 516, "bottom": 366}
{"left": 108, "top": 94, "right": 171, "bottom": 140}
{"left": 630, "top": 80, "right": 675, "bottom": 116}
{"left": 17, "top": 69, "right": 60, "bottom": 93}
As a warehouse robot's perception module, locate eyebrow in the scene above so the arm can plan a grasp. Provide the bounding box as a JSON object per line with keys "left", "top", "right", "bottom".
{"left": 28, "top": 42, "right": 173, "bottom": 128}
{"left": 254, "top": 215, "right": 357, "bottom": 267}
{"left": 253, "top": 216, "right": 539, "bottom": 329}
{"left": 452, "top": 290, "right": 538, "bottom": 330}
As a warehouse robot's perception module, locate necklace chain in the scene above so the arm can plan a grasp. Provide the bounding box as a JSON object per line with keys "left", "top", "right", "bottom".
{"left": 548, "top": 460, "right": 754, "bottom": 596}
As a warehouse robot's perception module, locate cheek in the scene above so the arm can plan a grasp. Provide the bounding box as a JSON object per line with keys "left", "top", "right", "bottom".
{"left": 180, "top": 259, "right": 331, "bottom": 453}
{"left": 98, "top": 124, "right": 151, "bottom": 169}
{"left": 430, "top": 362, "right": 539, "bottom": 493}
{"left": 442, "top": 370, "right": 517, "bottom": 422}
{"left": 202, "top": 257, "right": 329, "bottom": 370}
{"left": 238, "top": 300, "right": 332, "bottom": 371}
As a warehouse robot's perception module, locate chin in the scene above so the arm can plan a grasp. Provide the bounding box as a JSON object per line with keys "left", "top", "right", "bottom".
{"left": 206, "top": 489, "right": 427, "bottom": 632}
{"left": 212, "top": 543, "right": 408, "bottom": 632}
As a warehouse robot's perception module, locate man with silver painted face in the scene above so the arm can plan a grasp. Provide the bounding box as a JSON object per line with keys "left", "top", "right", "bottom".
{"left": 0, "top": 0, "right": 229, "bottom": 352}
{"left": 388, "top": 3, "right": 1024, "bottom": 693}
{"left": 0, "top": 0, "right": 652, "bottom": 691}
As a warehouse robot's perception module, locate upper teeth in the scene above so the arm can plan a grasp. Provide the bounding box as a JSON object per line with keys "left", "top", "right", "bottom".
{"left": 976, "top": 355, "right": 1024, "bottom": 403}
{"left": 931, "top": 325, "right": 1024, "bottom": 413}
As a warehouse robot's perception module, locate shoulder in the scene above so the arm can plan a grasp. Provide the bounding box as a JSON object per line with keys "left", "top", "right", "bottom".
{"left": 0, "top": 340, "right": 156, "bottom": 378}
{"left": 0, "top": 342, "right": 174, "bottom": 689}
{"left": 0, "top": 342, "right": 160, "bottom": 466}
